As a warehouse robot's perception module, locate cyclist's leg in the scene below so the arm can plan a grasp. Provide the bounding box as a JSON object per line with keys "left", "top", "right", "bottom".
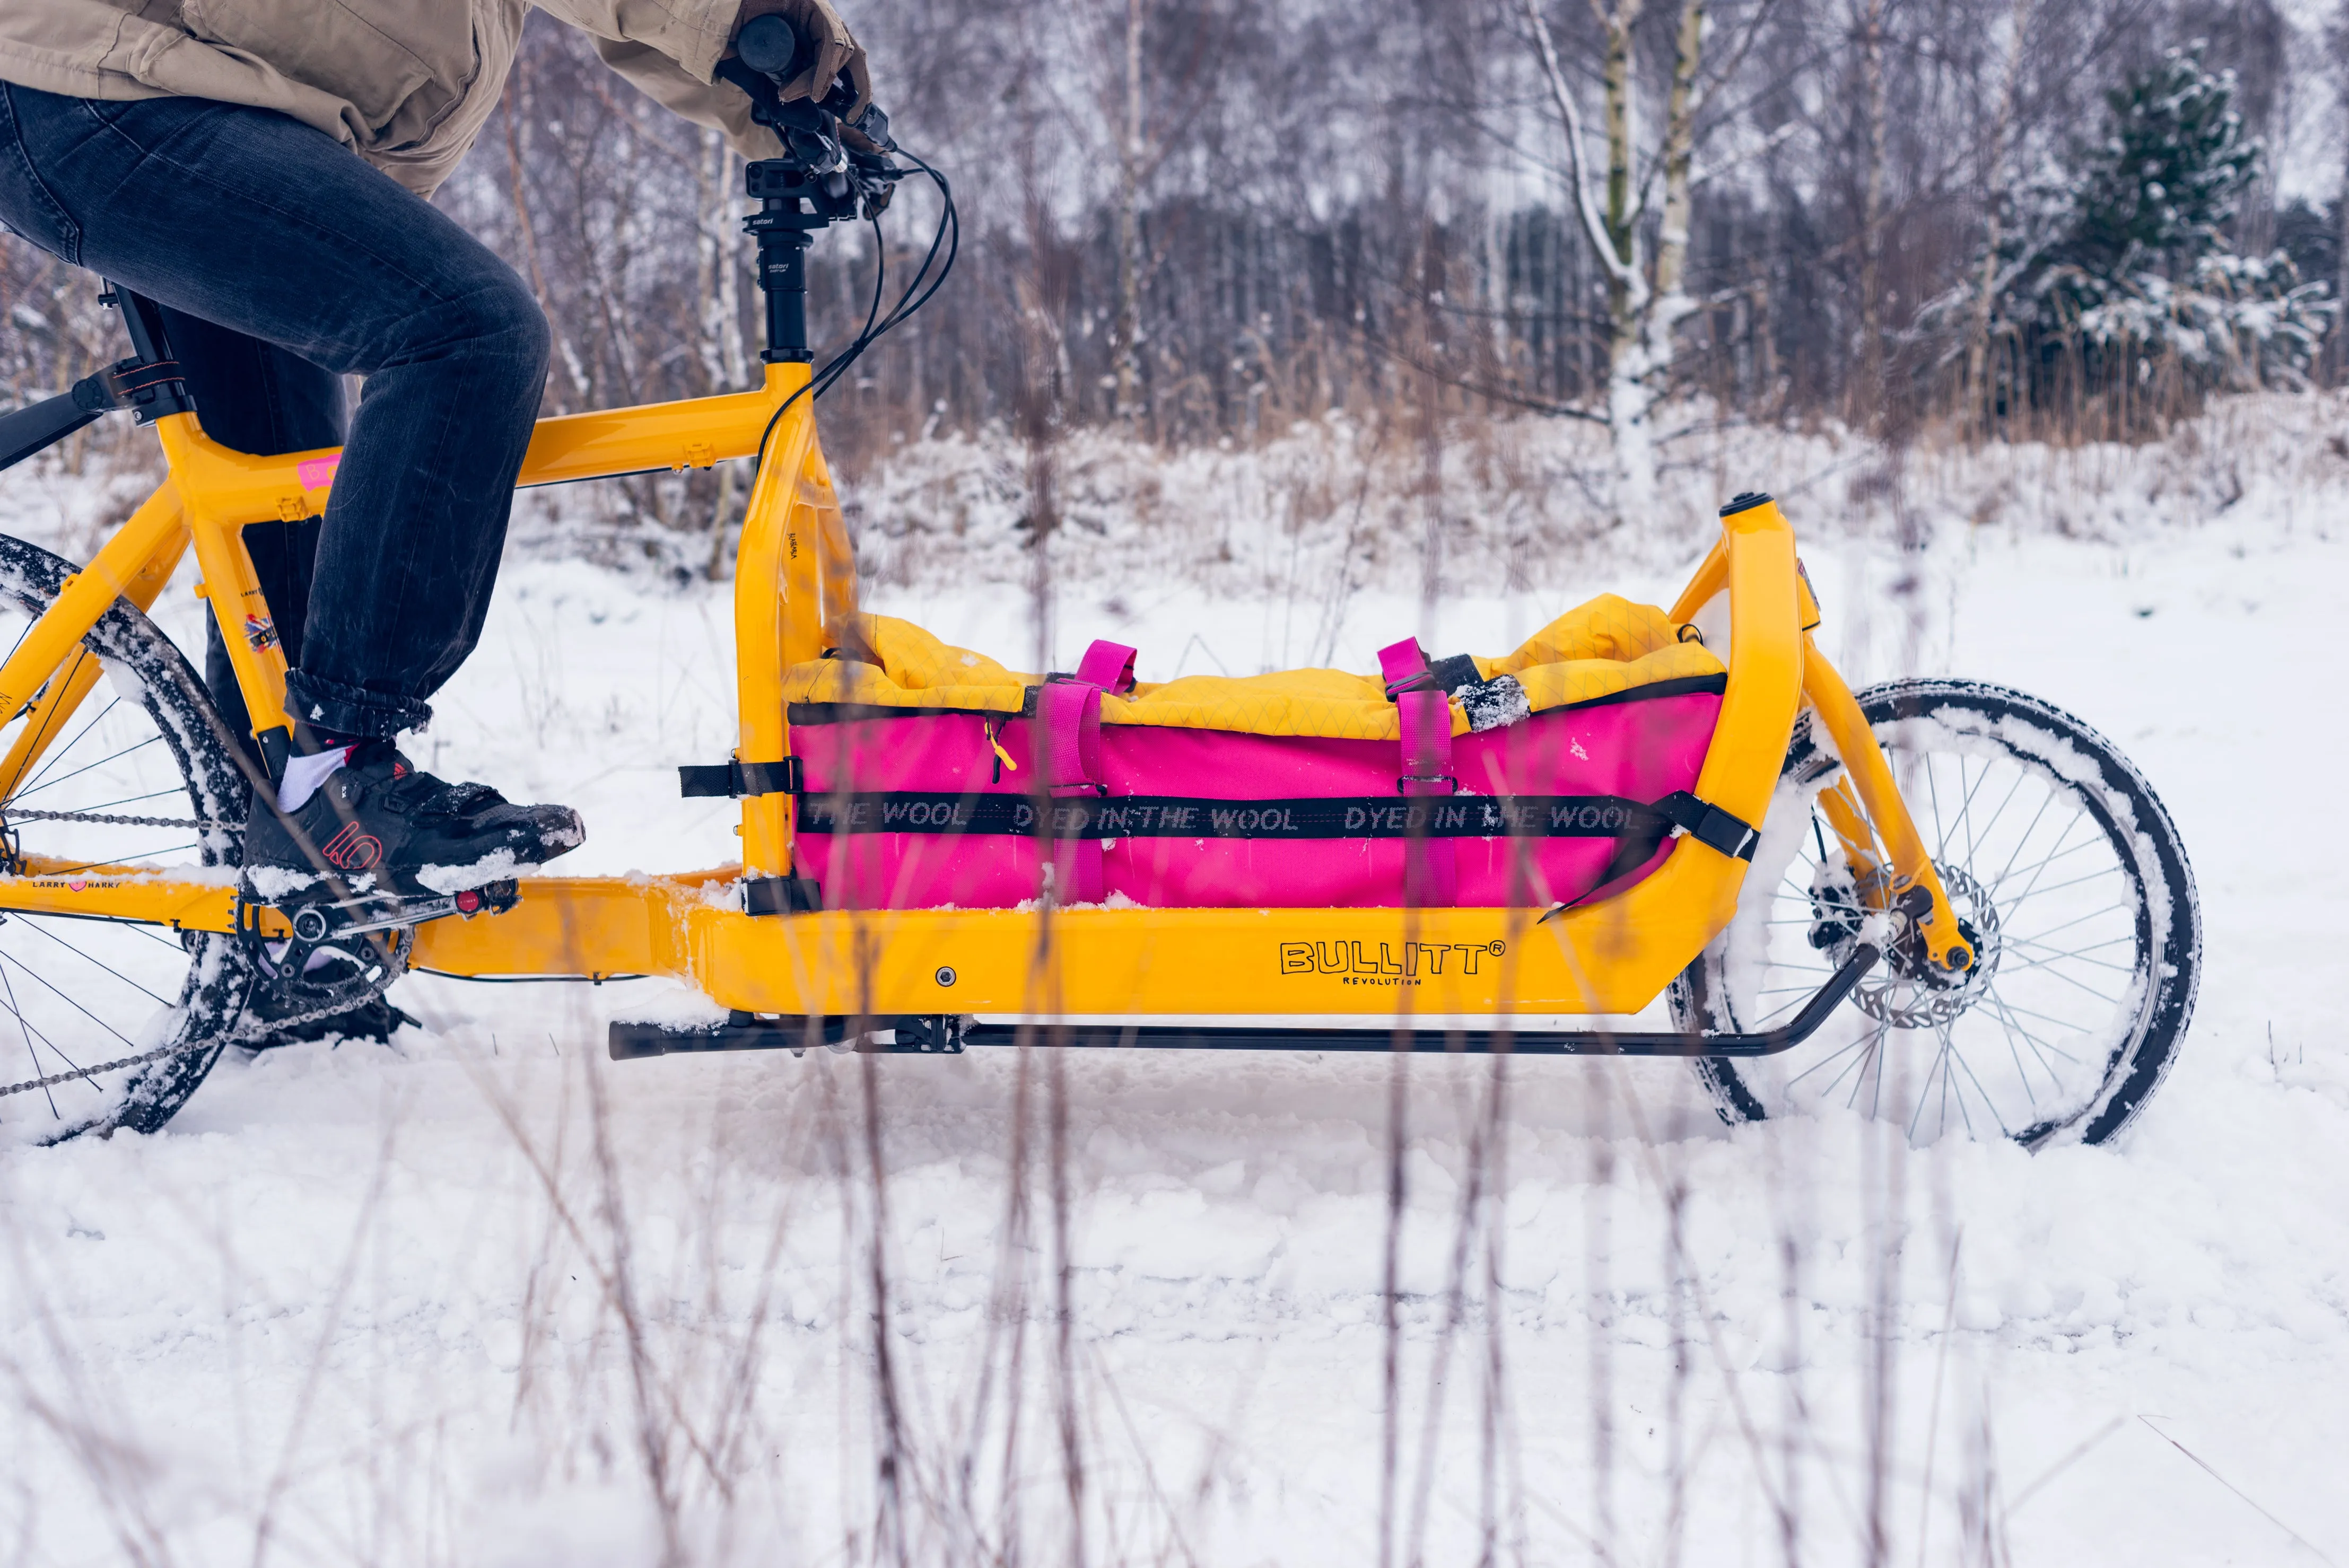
{"left": 160, "top": 308, "right": 347, "bottom": 772}
{"left": 158, "top": 311, "right": 417, "bottom": 1040}
{"left": 0, "top": 83, "right": 551, "bottom": 743}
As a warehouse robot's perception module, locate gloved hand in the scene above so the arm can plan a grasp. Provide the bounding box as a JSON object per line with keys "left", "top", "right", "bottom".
{"left": 730, "top": 0, "right": 871, "bottom": 119}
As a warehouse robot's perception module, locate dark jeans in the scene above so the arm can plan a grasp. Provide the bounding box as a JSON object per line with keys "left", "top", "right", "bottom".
{"left": 0, "top": 83, "right": 550, "bottom": 742}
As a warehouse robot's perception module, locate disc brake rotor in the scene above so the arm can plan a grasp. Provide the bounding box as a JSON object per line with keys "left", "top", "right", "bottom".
{"left": 1839, "top": 861, "right": 2003, "bottom": 1028}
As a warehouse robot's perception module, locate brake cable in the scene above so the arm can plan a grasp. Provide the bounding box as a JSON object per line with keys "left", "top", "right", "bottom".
{"left": 752, "top": 148, "right": 959, "bottom": 474}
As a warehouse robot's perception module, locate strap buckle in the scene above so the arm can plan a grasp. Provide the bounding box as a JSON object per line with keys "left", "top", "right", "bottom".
{"left": 679, "top": 757, "right": 802, "bottom": 799}
{"left": 1658, "top": 791, "right": 1759, "bottom": 860}
{"left": 1384, "top": 669, "right": 1439, "bottom": 699}
{"left": 743, "top": 873, "right": 824, "bottom": 915}
{"left": 1384, "top": 654, "right": 1482, "bottom": 701}
{"left": 1395, "top": 773, "right": 1458, "bottom": 794}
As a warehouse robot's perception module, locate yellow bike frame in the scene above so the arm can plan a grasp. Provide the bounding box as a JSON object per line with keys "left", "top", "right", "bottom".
{"left": 0, "top": 372, "right": 1970, "bottom": 1022}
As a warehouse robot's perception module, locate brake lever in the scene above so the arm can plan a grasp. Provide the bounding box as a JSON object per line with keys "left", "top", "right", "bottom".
{"left": 714, "top": 53, "right": 783, "bottom": 117}
{"left": 844, "top": 104, "right": 895, "bottom": 154}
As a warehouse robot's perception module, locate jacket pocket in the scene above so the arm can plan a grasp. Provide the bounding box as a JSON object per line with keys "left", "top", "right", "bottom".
{"left": 178, "top": 0, "right": 476, "bottom": 144}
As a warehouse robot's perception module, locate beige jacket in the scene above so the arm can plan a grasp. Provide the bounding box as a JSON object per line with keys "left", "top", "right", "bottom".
{"left": 0, "top": 1, "right": 778, "bottom": 198}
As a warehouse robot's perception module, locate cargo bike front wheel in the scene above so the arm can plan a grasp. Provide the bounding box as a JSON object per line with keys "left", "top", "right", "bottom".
{"left": 1670, "top": 679, "right": 2201, "bottom": 1149}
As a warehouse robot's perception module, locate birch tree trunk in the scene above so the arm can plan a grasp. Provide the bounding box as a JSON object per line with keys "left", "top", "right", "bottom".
{"left": 1597, "top": 0, "right": 1657, "bottom": 521}
{"left": 1522, "top": 0, "right": 1710, "bottom": 526}
{"left": 1963, "top": 0, "right": 2032, "bottom": 440}
{"left": 1112, "top": 0, "right": 1147, "bottom": 425}
{"left": 1635, "top": 0, "right": 1707, "bottom": 511}
{"left": 1855, "top": 0, "right": 1889, "bottom": 432}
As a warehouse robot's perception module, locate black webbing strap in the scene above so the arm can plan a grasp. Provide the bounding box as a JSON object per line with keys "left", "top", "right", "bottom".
{"left": 1653, "top": 791, "right": 1759, "bottom": 860}
{"left": 679, "top": 758, "right": 803, "bottom": 799}
{"left": 743, "top": 874, "right": 824, "bottom": 915}
{"left": 1585, "top": 790, "right": 1758, "bottom": 892}
{"left": 796, "top": 791, "right": 1681, "bottom": 841}
{"left": 1383, "top": 652, "right": 1483, "bottom": 700}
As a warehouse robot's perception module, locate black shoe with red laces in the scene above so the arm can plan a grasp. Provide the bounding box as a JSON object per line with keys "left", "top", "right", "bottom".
{"left": 241, "top": 740, "right": 584, "bottom": 901}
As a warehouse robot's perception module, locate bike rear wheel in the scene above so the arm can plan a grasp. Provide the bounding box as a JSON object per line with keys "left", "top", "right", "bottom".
{"left": 0, "top": 532, "right": 257, "bottom": 1144}
{"left": 1671, "top": 679, "right": 2201, "bottom": 1148}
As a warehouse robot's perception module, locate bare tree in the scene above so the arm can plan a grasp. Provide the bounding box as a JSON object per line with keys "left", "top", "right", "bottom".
{"left": 1962, "top": 0, "right": 2036, "bottom": 436}
{"left": 1517, "top": 0, "right": 1713, "bottom": 521}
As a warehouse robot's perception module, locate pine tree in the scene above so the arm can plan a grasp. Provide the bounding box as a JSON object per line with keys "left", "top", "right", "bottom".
{"left": 1928, "top": 40, "right": 2334, "bottom": 418}
{"left": 2060, "top": 45, "right": 2259, "bottom": 283}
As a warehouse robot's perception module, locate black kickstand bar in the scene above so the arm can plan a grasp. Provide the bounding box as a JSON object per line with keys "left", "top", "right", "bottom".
{"left": 961, "top": 941, "right": 1879, "bottom": 1056}
{"left": 609, "top": 944, "right": 1881, "bottom": 1061}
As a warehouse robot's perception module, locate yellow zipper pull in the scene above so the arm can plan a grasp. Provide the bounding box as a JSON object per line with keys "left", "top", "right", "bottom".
{"left": 986, "top": 719, "right": 1018, "bottom": 780}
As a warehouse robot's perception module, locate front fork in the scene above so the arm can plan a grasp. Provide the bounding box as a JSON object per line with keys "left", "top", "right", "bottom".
{"left": 1799, "top": 636, "right": 1975, "bottom": 975}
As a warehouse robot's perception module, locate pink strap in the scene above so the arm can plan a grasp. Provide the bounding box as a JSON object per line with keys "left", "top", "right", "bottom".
{"left": 1037, "top": 679, "right": 1103, "bottom": 797}
{"left": 1379, "top": 636, "right": 1456, "bottom": 906}
{"left": 1075, "top": 638, "right": 1138, "bottom": 694}
{"left": 1036, "top": 678, "right": 1106, "bottom": 903}
{"left": 1397, "top": 689, "right": 1455, "bottom": 797}
{"left": 1377, "top": 636, "right": 1431, "bottom": 695}
{"left": 1397, "top": 689, "right": 1457, "bottom": 906}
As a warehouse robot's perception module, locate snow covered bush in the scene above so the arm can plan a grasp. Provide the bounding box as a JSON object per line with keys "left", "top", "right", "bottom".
{"left": 1929, "top": 41, "right": 2334, "bottom": 427}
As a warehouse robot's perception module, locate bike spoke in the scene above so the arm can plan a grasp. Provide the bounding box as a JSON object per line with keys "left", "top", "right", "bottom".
{"left": 72, "top": 785, "right": 194, "bottom": 815}
{"left": 1989, "top": 789, "right": 2061, "bottom": 890}
{"left": 1980, "top": 991, "right": 2076, "bottom": 1084}
{"left": 1944, "top": 1029, "right": 2013, "bottom": 1139}
{"left": 1749, "top": 990, "right": 1818, "bottom": 1028}
{"left": 0, "top": 959, "right": 73, "bottom": 1117}
{"left": 13, "top": 915, "right": 172, "bottom": 1006}
{"left": 1991, "top": 954, "right": 2121, "bottom": 1004}
{"left": 1997, "top": 863, "right": 2125, "bottom": 903}
{"left": 1907, "top": 1028, "right": 1953, "bottom": 1141}
{"left": 2002, "top": 901, "right": 2135, "bottom": 950}
{"left": 1990, "top": 831, "right": 2106, "bottom": 898}
{"left": 37, "top": 844, "right": 199, "bottom": 877}
{"left": 14, "top": 680, "right": 115, "bottom": 798}
{"left": 1947, "top": 755, "right": 1992, "bottom": 866}
{"left": 9, "top": 731, "right": 165, "bottom": 802}
{"left": 1996, "top": 943, "right": 2136, "bottom": 980}
{"left": 1967, "top": 765, "right": 2031, "bottom": 864}
{"left": 1785, "top": 1023, "right": 1879, "bottom": 1094}
{"left": 1862, "top": 1017, "right": 1893, "bottom": 1118}
{"left": 0, "top": 946, "right": 138, "bottom": 1049}
{"left": 1925, "top": 756, "right": 1948, "bottom": 856}
{"left": 1985, "top": 997, "right": 2093, "bottom": 1047}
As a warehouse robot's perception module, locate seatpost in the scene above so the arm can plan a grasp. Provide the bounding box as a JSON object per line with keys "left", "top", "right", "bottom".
{"left": 745, "top": 169, "right": 826, "bottom": 364}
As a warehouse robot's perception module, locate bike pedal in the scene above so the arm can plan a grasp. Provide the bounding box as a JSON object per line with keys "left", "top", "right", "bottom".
{"left": 244, "top": 878, "right": 523, "bottom": 946}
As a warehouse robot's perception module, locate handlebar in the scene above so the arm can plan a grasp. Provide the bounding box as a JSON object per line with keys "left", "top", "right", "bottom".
{"left": 717, "top": 17, "right": 955, "bottom": 388}
{"left": 734, "top": 14, "right": 806, "bottom": 78}
{"left": 716, "top": 12, "right": 900, "bottom": 220}
{"left": 724, "top": 15, "right": 892, "bottom": 149}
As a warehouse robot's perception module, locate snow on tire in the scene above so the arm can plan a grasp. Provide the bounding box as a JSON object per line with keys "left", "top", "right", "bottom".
{"left": 1669, "top": 678, "right": 2201, "bottom": 1149}
{"left": 0, "top": 533, "right": 258, "bottom": 1143}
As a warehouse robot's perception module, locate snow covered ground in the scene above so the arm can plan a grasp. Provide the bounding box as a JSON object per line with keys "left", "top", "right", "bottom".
{"left": 4, "top": 399, "right": 2347, "bottom": 1565}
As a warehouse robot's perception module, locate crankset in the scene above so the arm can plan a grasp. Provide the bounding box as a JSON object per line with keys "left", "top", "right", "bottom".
{"left": 233, "top": 879, "right": 520, "bottom": 1014}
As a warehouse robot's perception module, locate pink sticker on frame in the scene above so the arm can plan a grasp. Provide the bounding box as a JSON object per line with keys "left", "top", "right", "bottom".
{"left": 297, "top": 454, "right": 340, "bottom": 490}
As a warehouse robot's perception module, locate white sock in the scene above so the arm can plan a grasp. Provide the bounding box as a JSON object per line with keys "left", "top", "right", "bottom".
{"left": 277, "top": 746, "right": 354, "bottom": 813}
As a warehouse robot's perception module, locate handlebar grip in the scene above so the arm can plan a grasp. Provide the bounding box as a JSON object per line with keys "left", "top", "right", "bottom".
{"left": 735, "top": 13, "right": 809, "bottom": 79}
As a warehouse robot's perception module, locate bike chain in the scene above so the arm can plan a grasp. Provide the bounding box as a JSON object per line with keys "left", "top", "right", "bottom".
{"left": 0, "top": 809, "right": 499, "bottom": 1101}
{"left": 3, "top": 807, "right": 234, "bottom": 830}
{"left": 0, "top": 804, "right": 248, "bottom": 1097}
{"left": 0, "top": 947, "right": 407, "bottom": 1100}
